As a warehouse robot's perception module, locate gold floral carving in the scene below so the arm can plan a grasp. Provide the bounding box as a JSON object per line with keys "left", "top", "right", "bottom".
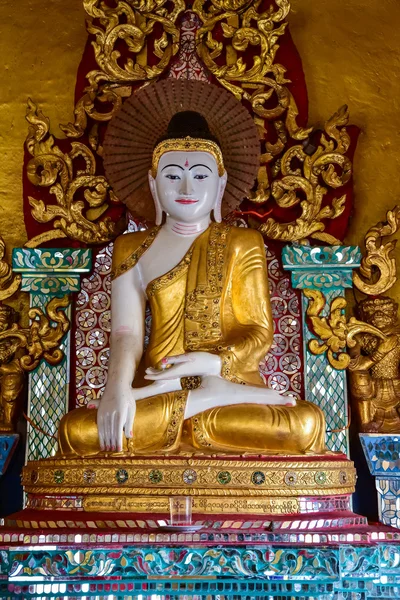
{"left": 25, "top": 0, "right": 354, "bottom": 245}
{"left": 304, "top": 288, "right": 350, "bottom": 370}
{"left": 304, "top": 288, "right": 387, "bottom": 370}
{"left": 26, "top": 0, "right": 185, "bottom": 245}
{"left": 347, "top": 209, "right": 400, "bottom": 432}
{"left": 195, "top": 2, "right": 353, "bottom": 243}
{"left": 0, "top": 296, "right": 70, "bottom": 373}
{"left": 194, "top": 0, "right": 307, "bottom": 145}
{"left": 260, "top": 106, "right": 351, "bottom": 244}
{"left": 25, "top": 99, "right": 124, "bottom": 246}
{"left": 0, "top": 235, "right": 24, "bottom": 431}
{"left": 353, "top": 205, "right": 400, "bottom": 296}
{"left": 61, "top": 0, "right": 185, "bottom": 139}
{"left": 0, "top": 237, "right": 21, "bottom": 302}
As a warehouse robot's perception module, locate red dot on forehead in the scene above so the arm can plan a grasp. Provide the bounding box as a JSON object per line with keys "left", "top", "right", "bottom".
{"left": 184, "top": 158, "right": 189, "bottom": 167}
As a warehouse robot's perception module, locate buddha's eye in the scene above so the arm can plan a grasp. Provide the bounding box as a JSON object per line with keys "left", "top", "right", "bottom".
{"left": 165, "top": 174, "right": 181, "bottom": 180}
{"left": 194, "top": 174, "right": 208, "bottom": 180}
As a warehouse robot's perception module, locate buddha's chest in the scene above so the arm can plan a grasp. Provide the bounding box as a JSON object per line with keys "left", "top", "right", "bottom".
{"left": 137, "top": 229, "right": 199, "bottom": 290}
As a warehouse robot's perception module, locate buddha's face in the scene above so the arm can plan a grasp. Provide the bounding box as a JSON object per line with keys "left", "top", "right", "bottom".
{"left": 149, "top": 151, "right": 227, "bottom": 224}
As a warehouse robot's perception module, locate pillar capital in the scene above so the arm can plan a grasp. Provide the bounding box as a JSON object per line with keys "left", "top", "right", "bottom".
{"left": 282, "top": 245, "right": 362, "bottom": 290}
{"left": 12, "top": 248, "right": 92, "bottom": 295}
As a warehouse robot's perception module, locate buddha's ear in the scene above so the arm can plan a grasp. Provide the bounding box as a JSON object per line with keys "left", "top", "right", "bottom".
{"left": 213, "top": 170, "right": 228, "bottom": 223}
{"left": 148, "top": 171, "right": 163, "bottom": 226}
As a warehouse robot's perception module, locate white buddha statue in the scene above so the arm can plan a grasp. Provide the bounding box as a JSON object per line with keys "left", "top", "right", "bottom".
{"left": 58, "top": 86, "right": 326, "bottom": 457}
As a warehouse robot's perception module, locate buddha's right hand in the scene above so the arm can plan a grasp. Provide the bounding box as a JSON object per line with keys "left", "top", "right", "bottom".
{"left": 95, "top": 387, "right": 136, "bottom": 452}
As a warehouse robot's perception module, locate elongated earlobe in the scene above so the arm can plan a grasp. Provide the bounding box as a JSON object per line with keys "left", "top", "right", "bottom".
{"left": 213, "top": 171, "right": 227, "bottom": 223}
{"left": 148, "top": 171, "right": 163, "bottom": 226}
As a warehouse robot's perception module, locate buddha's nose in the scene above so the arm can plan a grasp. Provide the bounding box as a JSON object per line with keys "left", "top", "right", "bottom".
{"left": 180, "top": 173, "right": 194, "bottom": 196}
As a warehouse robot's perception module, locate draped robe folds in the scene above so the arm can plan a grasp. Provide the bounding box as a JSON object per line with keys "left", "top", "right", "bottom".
{"left": 58, "top": 223, "right": 326, "bottom": 456}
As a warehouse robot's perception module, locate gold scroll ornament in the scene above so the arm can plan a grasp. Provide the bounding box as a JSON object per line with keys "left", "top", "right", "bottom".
{"left": 195, "top": 1, "right": 353, "bottom": 244}
{"left": 305, "top": 209, "right": 400, "bottom": 433}
{"left": 25, "top": 0, "right": 185, "bottom": 246}
{"left": 303, "top": 288, "right": 387, "bottom": 370}
{"left": 353, "top": 205, "right": 400, "bottom": 296}
{"left": 0, "top": 294, "right": 70, "bottom": 432}
{"left": 61, "top": 0, "right": 185, "bottom": 140}
{"left": 25, "top": 100, "right": 124, "bottom": 248}
{"left": 25, "top": 0, "right": 354, "bottom": 246}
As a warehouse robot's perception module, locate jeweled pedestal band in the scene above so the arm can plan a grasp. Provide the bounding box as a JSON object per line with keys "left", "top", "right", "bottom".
{"left": 23, "top": 454, "right": 356, "bottom": 515}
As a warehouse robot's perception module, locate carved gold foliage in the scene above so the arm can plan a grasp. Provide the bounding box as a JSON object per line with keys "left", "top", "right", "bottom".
{"left": 259, "top": 105, "right": 351, "bottom": 244}
{"left": 26, "top": 0, "right": 354, "bottom": 245}
{"left": 304, "top": 288, "right": 350, "bottom": 370}
{"left": 25, "top": 99, "right": 123, "bottom": 246}
{"left": 194, "top": 0, "right": 305, "bottom": 139}
{"left": 61, "top": 0, "right": 185, "bottom": 139}
{"left": 0, "top": 296, "right": 70, "bottom": 373}
{"left": 304, "top": 288, "right": 387, "bottom": 370}
{"left": 0, "top": 234, "right": 23, "bottom": 431}
{"left": 353, "top": 205, "right": 400, "bottom": 296}
{"left": 195, "top": 0, "right": 309, "bottom": 202}
{"left": 195, "top": 1, "right": 353, "bottom": 243}
{"left": 0, "top": 237, "right": 21, "bottom": 302}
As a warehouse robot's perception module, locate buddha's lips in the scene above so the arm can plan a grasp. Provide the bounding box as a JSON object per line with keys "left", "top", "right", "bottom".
{"left": 175, "top": 199, "right": 199, "bottom": 204}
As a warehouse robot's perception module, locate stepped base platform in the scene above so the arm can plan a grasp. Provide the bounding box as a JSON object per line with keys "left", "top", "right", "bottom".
{"left": 1, "top": 510, "right": 400, "bottom": 599}
{"left": 3, "top": 453, "right": 398, "bottom": 598}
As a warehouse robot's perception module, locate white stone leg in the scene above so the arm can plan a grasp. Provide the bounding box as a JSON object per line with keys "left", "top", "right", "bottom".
{"left": 184, "top": 376, "right": 295, "bottom": 419}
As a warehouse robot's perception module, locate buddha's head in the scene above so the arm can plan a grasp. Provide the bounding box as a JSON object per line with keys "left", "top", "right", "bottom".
{"left": 148, "top": 111, "right": 227, "bottom": 225}
{"left": 358, "top": 296, "right": 398, "bottom": 330}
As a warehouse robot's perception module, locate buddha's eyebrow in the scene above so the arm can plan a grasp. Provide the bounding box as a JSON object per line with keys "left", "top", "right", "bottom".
{"left": 161, "top": 164, "right": 184, "bottom": 171}
{"left": 189, "top": 164, "right": 212, "bottom": 172}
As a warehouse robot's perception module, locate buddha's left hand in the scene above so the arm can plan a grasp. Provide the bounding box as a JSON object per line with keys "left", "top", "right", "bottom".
{"left": 145, "top": 351, "right": 222, "bottom": 380}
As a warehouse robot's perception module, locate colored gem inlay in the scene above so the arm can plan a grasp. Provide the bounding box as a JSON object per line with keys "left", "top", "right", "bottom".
{"left": 284, "top": 471, "right": 298, "bottom": 486}
{"left": 116, "top": 469, "right": 129, "bottom": 484}
{"left": 315, "top": 471, "right": 327, "bottom": 485}
{"left": 149, "top": 469, "right": 163, "bottom": 484}
{"left": 83, "top": 469, "right": 96, "bottom": 484}
{"left": 54, "top": 470, "right": 64, "bottom": 484}
{"left": 183, "top": 469, "right": 197, "bottom": 484}
{"left": 251, "top": 471, "right": 265, "bottom": 485}
{"left": 217, "top": 471, "right": 231, "bottom": 485}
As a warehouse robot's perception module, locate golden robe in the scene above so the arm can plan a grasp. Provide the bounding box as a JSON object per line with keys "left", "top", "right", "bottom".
{"left": 59, "top": 223, "right": 325, "bottom": 456}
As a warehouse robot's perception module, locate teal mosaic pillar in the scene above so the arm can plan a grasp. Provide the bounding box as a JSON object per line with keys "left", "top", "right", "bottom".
{"left": 282, "top": 245, "right": 362, "bottom": 455}
{"left": 12, "top": 248, "right": 92, "bottom": 461}
{"left": 360, "top": 434, "right": 400, "bottom": 529}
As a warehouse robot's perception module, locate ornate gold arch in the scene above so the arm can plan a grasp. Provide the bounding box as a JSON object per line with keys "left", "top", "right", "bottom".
{"left": 25, "top": 0, "right": 355, "bottom": 247}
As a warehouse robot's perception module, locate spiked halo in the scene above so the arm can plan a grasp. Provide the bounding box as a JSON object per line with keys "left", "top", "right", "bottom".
{"left": 103, "top": 79, "right": 260, "bottom": 222}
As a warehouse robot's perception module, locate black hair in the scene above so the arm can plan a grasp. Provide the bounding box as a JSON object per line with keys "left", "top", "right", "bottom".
{"left": 156, "top": 111, "right": 221, "bottom": 148}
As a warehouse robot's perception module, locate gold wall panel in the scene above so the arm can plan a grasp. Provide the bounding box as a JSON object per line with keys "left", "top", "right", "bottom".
{"left": 289, "top": 0, "right": 400, "bottom": 297}
{"left": 0, "top": 0, "right": 87, "bottom": 255}
{"left": 1, "top": 1, "right": 400, "bottom": 258}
